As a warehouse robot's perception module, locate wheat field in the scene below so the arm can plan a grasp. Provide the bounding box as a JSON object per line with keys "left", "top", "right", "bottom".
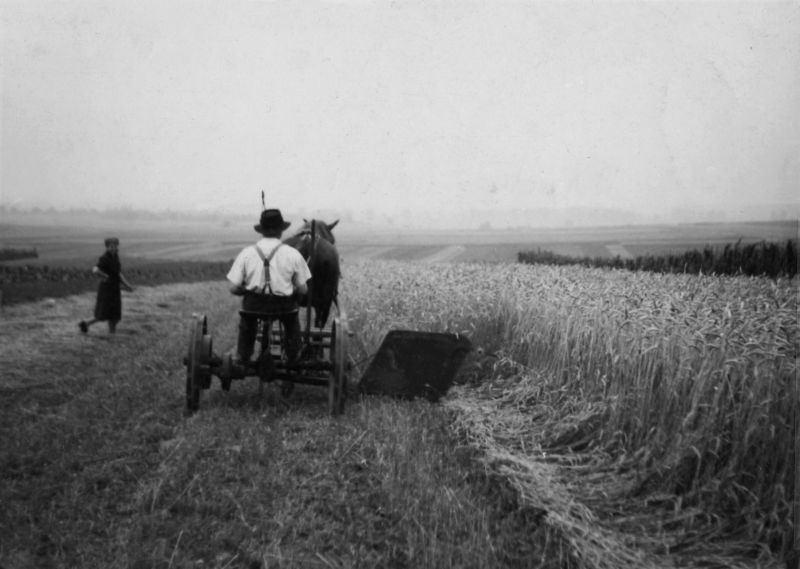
{"left": 341, "top": 259, "right": 797, "bottom": 568}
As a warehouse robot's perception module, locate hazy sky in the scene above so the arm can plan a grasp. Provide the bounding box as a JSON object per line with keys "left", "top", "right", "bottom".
{"left": 2, "top": 1, "right": 798, "bottom": 222}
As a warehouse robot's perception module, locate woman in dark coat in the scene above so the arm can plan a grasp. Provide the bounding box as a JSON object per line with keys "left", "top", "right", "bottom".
{"left": 79, "top": 237, "right": 134, "bottom": 334}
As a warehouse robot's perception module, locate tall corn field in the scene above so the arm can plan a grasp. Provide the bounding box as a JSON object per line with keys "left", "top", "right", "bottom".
{"left": 341, "top": 259, "right": 797, "bottom": 568}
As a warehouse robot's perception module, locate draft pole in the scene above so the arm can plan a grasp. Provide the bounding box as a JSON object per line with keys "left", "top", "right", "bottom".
{"left": 305, "top": 220, "right": 316, "bottom": 348}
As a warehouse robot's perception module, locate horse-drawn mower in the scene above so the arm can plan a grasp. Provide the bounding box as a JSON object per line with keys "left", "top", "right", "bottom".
{"left": 183, "top": 219, "right": 347, "bottom": 415}
{"left": 182, "top": 219, "right": 472, "bottom": 415}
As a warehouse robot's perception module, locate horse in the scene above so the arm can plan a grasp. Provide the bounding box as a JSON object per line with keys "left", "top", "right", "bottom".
{"left": 283, "top": 219, "right": 340, "bottom": 328}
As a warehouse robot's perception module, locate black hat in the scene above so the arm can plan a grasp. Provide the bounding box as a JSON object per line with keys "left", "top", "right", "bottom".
{"left": 254, "top": 209, "right": 291, "bottom": 234}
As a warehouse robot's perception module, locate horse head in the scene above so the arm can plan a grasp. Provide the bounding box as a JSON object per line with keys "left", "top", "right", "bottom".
{"left": 284, "top": 218, "right": 339, "bottom": 259}
{"left": 300, "top": 218, "right": 339, "bottom": 245}
{"left": 284, "top": 219, "right": 341, "bottom": 328}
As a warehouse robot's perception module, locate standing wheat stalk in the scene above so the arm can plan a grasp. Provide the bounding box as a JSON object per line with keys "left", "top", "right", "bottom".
{"left": 795, "top": 364, "right": 799, "bottom": 565}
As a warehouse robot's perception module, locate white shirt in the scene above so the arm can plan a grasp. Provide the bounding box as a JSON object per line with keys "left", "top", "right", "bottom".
{"left": 226, "top": 238, "right": 312, "bottom": 296}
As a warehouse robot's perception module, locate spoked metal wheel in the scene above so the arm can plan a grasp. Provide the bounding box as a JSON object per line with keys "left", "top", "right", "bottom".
{"left": 328, "top": 314, "right": 348, "bottom": 415}
{"left": 185, "top": 313, "right": 212, "bottom": 413}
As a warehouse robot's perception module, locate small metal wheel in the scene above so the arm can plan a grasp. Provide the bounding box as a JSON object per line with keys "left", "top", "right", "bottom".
{"left": 185, "top": 313, "right": 210, "bottom": 413}
{"left": 328, "top": 315, "right": 348, "bottom": 415}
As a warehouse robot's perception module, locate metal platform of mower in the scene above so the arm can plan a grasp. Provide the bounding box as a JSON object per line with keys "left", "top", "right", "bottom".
{"left": 358, "top": 330, "right": 472, "bottom": 401}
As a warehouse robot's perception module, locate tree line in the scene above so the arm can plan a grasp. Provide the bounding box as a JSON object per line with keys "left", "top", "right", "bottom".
{"left": 518, "top": 239, "right": 797, "bottom": 278}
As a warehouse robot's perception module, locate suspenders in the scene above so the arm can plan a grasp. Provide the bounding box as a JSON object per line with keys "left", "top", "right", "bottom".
{"left": 253, "top": 243, "right": 282, "bottom": 294}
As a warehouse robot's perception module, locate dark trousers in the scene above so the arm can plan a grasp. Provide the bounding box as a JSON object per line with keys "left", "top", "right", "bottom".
{"left": 237, "top": 293, "right": 301, "bottom": 363}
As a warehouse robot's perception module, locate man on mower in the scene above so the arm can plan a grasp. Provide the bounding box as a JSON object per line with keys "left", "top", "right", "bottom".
{"left": 227, "top": 209, "right": 312, "bottom": 368}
